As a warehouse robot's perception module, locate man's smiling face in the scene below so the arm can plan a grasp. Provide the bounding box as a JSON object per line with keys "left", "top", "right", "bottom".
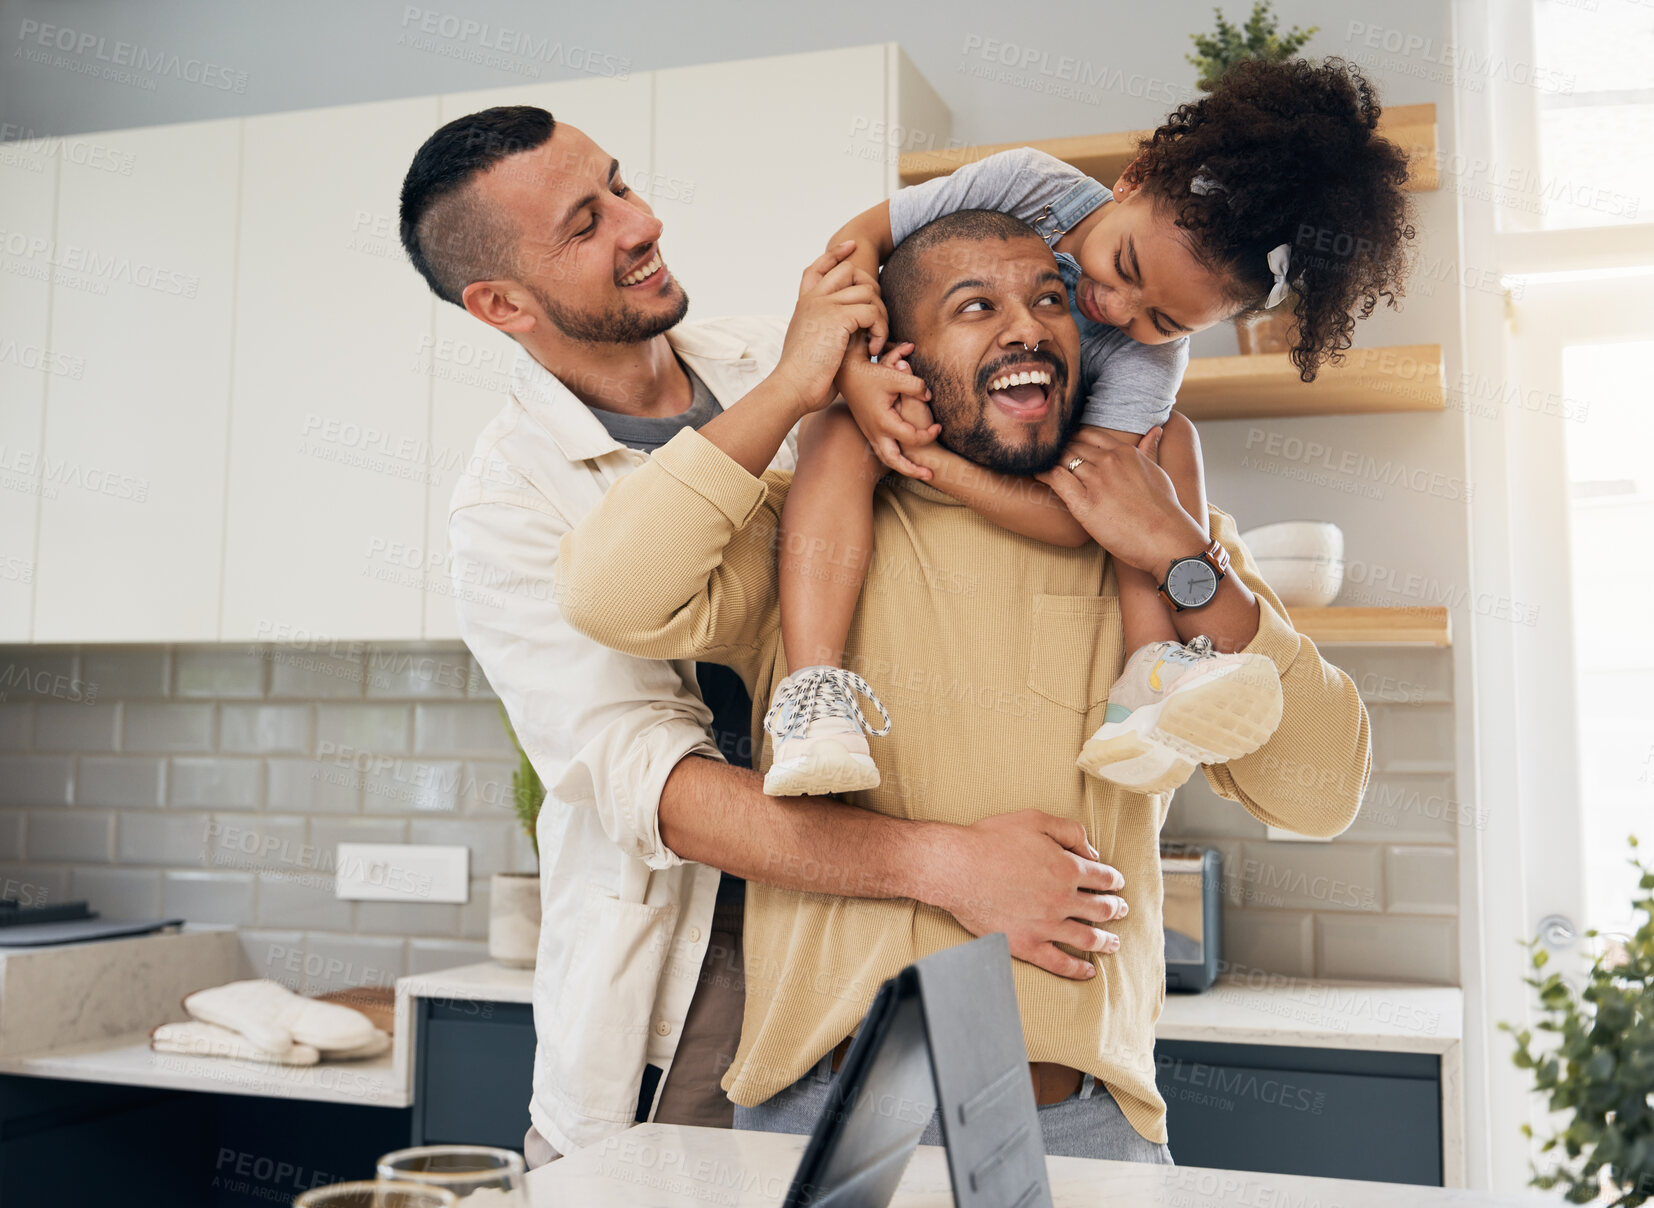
{"left": 893, "top": 228, "right": 1085, "bottom": 476}
{"left": 474, "top": 123, "right": 688, "bottom": 344}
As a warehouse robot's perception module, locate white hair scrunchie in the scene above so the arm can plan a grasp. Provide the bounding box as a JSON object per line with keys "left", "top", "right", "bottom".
{"left": 1264, "top": 243, "right": 1293, "bottom": 309}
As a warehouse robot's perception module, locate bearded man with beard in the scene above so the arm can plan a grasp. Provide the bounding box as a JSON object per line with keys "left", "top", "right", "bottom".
{"left": 558, "top": 208, "right": 1370, "bottom": 1159}
{"left": 410, "top": 110, "right": 1168, "bottom": 1166}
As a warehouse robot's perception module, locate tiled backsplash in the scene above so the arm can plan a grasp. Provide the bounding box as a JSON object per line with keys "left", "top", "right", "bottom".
{"left": 1163, "top": 643, "right": 1462, "bottom": 985}
{"left": 0, "top": 643, "right": 529, "bottom": 994}
{"left": 0, "top": 639, "right": 1460, "bottom": 992}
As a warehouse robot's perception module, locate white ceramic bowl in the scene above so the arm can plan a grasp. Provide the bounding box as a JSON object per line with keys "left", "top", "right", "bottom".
{"left": 1252, "top": 555, "right": 1345, "bottom": 608}
{"left": 1239, "top": 521, "right": 1344, "bottom": 563}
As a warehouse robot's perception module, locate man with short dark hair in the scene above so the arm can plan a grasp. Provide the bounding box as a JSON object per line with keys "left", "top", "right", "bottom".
{"left": 399, "top": 108, "right": 1144, "bottom": 1164}
{"left": 557, "top": 210, "right": 1370, "bottom": 1158}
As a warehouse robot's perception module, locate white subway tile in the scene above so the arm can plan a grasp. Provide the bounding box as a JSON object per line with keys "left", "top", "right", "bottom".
{"left": 1385, "top": 846, "right": 1459, "bottom": 914}
{"left": 315, "top": 704, "right": 410, "bottom": 754}
{"left": 409, "top": 939, "right": 488, "bottom": 975}
{"left": 173, "top": 649, "right": 266, "bottom": 698}
{"left": 364, "top": 645, "right": 471, "bottom": 698}
{"left": 268, "top": 648, "right": 364, "bottom": 698}
{"left": 163, "top": 871, "right": 255, "bottom": 925}
{"left": 1222, "top": 910, "right": 1315, "bottom": 978}
{"left": 356, "top": 899, "right": 462, "bottom": 938}
{"left": 169, "top": 758, "right": 261, "bottom": 810}
{"left": 79, "top": 648, "right": 170, "bottom": 698}
{"left": 0, "top": 704, "right": 31, "bottom": 749}
{"left": 123, "top": 703, "right": 214, "bottom": 753}
{"left": 1316, "top": 914, "right": 1459, "bottom": 984}
{"left": 301, "top": 933, "right": 405, "bottom": 994}
{"left": 413, "top": 703, "right": 515, "bottom": 757}
{"left": 28, "top": 810, "right": 114, "bottom": 862}
{"left": 76, "top": 757, "right": 166, "bottom": 808}
{"left": 1235, "top": 842, "right": 1383, "bottom": 913}
{"left": 71, "top": 866, "right": 163, "bottom": 920}
{"left": 0, "top": 756, "right": 72, "bottom": 806}
{"left": 33, "top": 704, "right": 120, "bottom": 752}
{"left": 117, "top": 812, "right": 212, "bottom": 867}
{"left": 256, "top": 872, "right": 351, "bottom": 931}
{"left": 267, "top": 757, "right": 360, "bottom": 813}
{"left": 220, "top": 704, "right": 313, "bottom": 754}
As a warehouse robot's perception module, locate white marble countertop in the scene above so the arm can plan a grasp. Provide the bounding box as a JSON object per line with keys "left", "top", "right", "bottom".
{"left": 398, "top": 960, "right": 532, "bottom": 1005}
{"left": 529, "top": 1123, "right": 1553, "bottom": 1206}
{"left": 394, "top": 961, "right": 1459, "bottom": 1051}
{"left": 0, "top": 1031, "right": 409, "bottom": 1107}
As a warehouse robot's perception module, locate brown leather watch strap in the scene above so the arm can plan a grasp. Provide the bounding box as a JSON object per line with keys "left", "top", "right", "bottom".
{"left": 1158, "top": 538, "right": 1229, "bottom": 611}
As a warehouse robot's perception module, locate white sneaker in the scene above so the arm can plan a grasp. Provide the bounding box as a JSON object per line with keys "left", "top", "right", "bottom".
{"left": 1077, "top": 636, "right": 1283, "bottom": 794}
{"left": 762, "top": 666, "right": 892, "bottom": 796}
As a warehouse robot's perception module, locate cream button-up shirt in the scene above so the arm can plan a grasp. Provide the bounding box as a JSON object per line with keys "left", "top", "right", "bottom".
{"left": 447, "top": 316, "right": 795, "bottom": 1155}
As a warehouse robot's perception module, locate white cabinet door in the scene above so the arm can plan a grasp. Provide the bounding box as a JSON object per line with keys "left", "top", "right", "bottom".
{"left": 421, "top": 76, "right": 655, "bottom": 639}
{"left": 652, "top": 46, "right": 892, "bottom": 323}
{"left": 0, "top": 140, "right": 56, "bottom": 640}
{"left": 32, "top": 120, "right": 239, "bottom": 643}
{"left": 222, "top": 97, "right": 440, "bottom": 643}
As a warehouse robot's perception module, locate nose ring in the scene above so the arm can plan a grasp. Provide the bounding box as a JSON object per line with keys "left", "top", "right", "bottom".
{"left": 1021, "top": 341, "right": 1043, "bottom": 352}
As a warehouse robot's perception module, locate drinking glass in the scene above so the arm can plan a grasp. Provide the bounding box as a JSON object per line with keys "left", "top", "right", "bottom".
{"left": 376, "top": 1145, "right": 529, "bottom": 1206}
{"left": 294, "top": 1181, "right": 456, "bottom": 1208}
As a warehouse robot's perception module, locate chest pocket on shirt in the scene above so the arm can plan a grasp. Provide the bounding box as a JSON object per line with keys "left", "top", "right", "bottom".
{"left": 1026, "top": 594, "right": 1124, "bottom": 713}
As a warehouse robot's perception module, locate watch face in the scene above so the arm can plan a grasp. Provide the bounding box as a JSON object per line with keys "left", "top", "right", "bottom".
{"left": 1167, "top": 558, "right": 1219, "bottom": 608}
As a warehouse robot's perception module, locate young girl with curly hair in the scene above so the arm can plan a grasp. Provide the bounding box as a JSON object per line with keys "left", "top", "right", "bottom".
{"left": 762, "top": 57, "right": 1416, "bottom": 798}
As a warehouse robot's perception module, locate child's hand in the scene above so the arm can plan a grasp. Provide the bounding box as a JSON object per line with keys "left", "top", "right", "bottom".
{"left": 835, "top": 339, "right": 939, "bottom": 480}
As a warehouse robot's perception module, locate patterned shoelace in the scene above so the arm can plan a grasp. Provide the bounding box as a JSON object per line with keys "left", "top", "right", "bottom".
{"left": 1162, "top": 634, "right": 1216, "bottom": 666}
{"left": 763, "top": 667, "right": 892, "bottom": 740}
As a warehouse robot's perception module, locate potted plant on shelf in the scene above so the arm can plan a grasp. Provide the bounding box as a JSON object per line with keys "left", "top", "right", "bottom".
{"left": 1186, "top": 2, "right": 1318, "bottom": 356}
{"left": 1503, "top": 836, "right": 1654, "bottom": 1205}
{"left": 489, "top": 704, "right": 544, "bottom": 968}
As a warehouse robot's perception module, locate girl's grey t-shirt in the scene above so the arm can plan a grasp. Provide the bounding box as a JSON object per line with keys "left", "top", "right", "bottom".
{"left": 887, "top": 146, "right": 1188, "bottom": 434}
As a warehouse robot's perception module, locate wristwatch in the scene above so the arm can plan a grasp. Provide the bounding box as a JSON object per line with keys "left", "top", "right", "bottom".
{"left": 1158, "top": 539, "right": 1230, "bottom": 611}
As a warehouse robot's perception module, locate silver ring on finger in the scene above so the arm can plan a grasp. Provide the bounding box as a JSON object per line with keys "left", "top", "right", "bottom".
{"left": 1066, "top": 456, "right": 1085, "bottom": 473}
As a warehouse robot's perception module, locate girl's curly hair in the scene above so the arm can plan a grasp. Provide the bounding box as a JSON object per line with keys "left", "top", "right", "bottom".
{"left": 1131, "top": 57, "right": 1415, "bottom": 381}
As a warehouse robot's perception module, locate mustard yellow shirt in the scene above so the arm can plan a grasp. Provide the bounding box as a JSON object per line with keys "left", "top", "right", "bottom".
{"left": 558, "top": 428, "right": 1371, "bottom": 1143}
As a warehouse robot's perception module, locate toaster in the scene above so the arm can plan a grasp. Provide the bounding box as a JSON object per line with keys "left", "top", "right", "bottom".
{"left": 1161, "top": 842, "right": 1223, "bottom": 992}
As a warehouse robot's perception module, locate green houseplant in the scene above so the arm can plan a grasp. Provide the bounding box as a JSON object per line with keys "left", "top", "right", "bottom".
{"left": 1504, "top": 836, "right": 1654, "bottom": 1205}
{"left": 1187, "top": 1, "right": 1318, "bottom": 92}
{"left": 1187, "top": 3, "right": 1318, "bottom": 356}
{"left": 489, "top": 703, "right": 545, "bottom": 968}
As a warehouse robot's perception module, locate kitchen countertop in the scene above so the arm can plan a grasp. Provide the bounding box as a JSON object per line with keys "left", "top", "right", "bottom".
{"left": 527, "top": 1122, "right": 1552, "bottom": 1207}
{"left": 396, "top": 960, "right": 1458, "bottom": 1050}
{"left": 395, "top": 962, "right": 1467, "bottom": 1184}
{"left": 0, "top": 1032, "right": 407, "bottom": 1107}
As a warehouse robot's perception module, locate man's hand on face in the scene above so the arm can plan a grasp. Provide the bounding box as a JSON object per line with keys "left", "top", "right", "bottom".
{"left": 1036, "top": 426, "right": 1208, "bottom": 577}
{"left": 925, "top": 809, "right": 1128, "bottom": 980}
{"left": 835, "top": 337, "right": 938, "bottom": 479}
{"left": 773, "top": 241, "right": 888, "bottom": 418}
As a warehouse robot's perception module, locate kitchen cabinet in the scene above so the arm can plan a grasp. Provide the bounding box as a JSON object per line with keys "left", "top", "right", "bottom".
{"left": 30, "top": 120, "right": 239, "bottom": 643}
{"left": 421, "top": 75, "right": 654, "bottom": 640}
{"left": 1155, "top": 1040, "right": 1443, "bottom": 1186}
{"left": 219, "top": 97, "right": 441, "bottom": 643}
{"left": 0, "top": 139, "right": 55, "bottom": 642}
{"left": 410, "top": 998, "right": 536, "bottom": 1149}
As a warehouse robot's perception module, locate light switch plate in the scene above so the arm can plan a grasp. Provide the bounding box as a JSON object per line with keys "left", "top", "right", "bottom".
{"left": 1265, "top": 825, "right": 1333, "bottom": 843}
{"left": 334, "top": 844, "right": 470, "bottom": 902}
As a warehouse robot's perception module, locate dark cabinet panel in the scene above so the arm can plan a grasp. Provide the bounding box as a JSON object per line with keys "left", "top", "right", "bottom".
{"left": 413, "top": 1000, "right": 536, "bottom": 1150}
{"left": 1155, "top": 1041, "right": 1442, "bottom": 1186}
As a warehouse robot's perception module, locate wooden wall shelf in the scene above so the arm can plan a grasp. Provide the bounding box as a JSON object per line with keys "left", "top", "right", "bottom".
{"left": 1292, "top": 606, "right": 1451, "bottom": 647}
{"left": 1176, "top": 344, "right": 1444, "bottom": 420}
{"left": 900, "top": 104, "right": 1440, "bottom": 192}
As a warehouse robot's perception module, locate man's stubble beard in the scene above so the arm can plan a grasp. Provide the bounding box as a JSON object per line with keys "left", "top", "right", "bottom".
{"left": 908, "top": 349, "right": 1080, "bottom": 477}
{"left": 528, "top": 278, "right": 690, "bottom": 345}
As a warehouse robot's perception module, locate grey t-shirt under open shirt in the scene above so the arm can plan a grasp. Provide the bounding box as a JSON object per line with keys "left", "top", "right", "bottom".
{"left": 589, "top": 359, "right": 723, "bottom": 453}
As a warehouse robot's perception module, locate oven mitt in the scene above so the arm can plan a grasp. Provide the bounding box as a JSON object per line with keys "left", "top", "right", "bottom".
{"left": 150, "top": 1020, "right": 320, "bottom": 1066}
{"left": 183, "top": 979, "right": 376, "bottom": 1055}
{"left": 327, "top": 1028, "right": 390, "bottom": 1061}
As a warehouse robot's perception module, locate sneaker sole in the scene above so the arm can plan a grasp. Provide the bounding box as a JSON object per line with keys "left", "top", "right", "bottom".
{"left": 1077, "top": 657, "right": 1284, "bottom": 793}
{"left": 764, "top": 747, "right": 882, "bottom": 797}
